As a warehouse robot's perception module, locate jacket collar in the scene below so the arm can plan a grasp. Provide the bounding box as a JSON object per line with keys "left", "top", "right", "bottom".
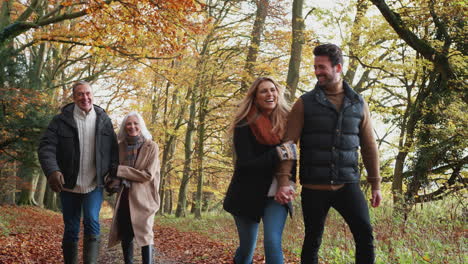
{"left": 313, "top": 81, "right": 361, "bottom": 112}
{"left": 59, "top": 103, "right": 106, "bottom": 128}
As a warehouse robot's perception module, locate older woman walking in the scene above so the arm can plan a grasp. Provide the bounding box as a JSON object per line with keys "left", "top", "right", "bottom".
{"left": 107, "top": 111, "right": 160, "bottom": 264}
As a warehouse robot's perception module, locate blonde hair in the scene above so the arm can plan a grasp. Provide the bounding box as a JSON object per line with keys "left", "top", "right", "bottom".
{"left": 228, "top": 77, "right": 290, "bottom": 138}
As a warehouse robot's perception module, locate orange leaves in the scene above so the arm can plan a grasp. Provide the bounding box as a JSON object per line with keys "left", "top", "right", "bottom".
{"left": 153, "top": 224, "right": 235, "bottom": 263}
{"left": 0, "top": 87, "right": 50, "bottom": 140}
{"left": 0, "top": 206, "right": 300, "bottom": 263}
{"left": 60, "top": 1, "right": 73, "bottom": 7}
{"left": 78, "top": 0, "right": 206, "bottom": 58}
{"left": 0, "top": 206, "right": 64, "bottom": 264}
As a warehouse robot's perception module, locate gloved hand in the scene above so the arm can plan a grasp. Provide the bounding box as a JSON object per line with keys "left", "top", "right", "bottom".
{"left": 276, "top": 141, "right": 298, "bottom": 161}
{"left": 48, "top": 171, "right": 64, "bottom": 192}
{"left": 109, "top": 163, "right": 119, "bottom": 178}
{"left": 105, "top": 164, "right": 121, "bottom": 195}
{"left": 104, "top": 175, "right": 122, "bottom": 195}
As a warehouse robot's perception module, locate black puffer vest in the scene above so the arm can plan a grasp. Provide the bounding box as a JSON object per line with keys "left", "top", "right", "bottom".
{"left": 299, "top": 81, "right": 364, "bottom": 185}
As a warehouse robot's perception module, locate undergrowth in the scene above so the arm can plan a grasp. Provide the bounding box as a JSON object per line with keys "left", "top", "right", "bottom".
{"left": 155, "top": 196, "right": 467, "bottom": 264}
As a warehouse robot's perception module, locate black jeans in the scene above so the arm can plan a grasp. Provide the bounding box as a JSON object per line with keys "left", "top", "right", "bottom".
{"left": 118, "top": 188, "right": 134, "bottom": 242}
{"left": 300, "top": 183, "right": 375, "bottom": 264}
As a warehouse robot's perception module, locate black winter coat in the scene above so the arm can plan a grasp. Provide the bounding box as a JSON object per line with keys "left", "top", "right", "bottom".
{"left": 38, "top": 103, "right": 118, "bottom": 189}
{"left": 223, "top": 120, "right": 294, "bottom": 222}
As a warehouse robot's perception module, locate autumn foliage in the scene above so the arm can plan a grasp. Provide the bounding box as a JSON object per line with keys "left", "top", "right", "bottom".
{"left": 0, "top": 206, "right": 64, "bottom": 263}
{"left": 0, "top": 206, "right": 235, "bottom": 263}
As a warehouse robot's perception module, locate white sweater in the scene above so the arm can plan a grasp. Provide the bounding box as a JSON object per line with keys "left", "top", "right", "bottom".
{"left": 63, "top": 106, "right": 97, "bottom": 193}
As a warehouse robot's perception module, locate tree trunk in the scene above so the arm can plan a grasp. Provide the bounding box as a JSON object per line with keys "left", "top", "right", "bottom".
{"left": 241, "top": 0, "right": 269, "bottom": 92}
{"left": 17, "top": 163, "right": 38, "bottom": 206}
{"left": 0, "top": 160, "right": 16, "bottom": 205}
{"left": 370, "top": 0, "right": 453, "bottom": 80}
{"left": 163, "top": 189, "right": 173, "bottom": 214}
{"left": 392, "top": 151, "right": 406, "bottom": 206}
{"left": 44, "top": 185, "right": 59, "bottom": 211}
{"left": 194, "top": 95, "right": 208, "bottom": 219}
{"left": 203, "top": 191, "right": 214, "bottom": 212}
{"left": 175, "top": 88, "right": 197, "bottom": 217}
{"left": 34, "top": 174, "right": 47, "bottom": 208}
{"left": 190, "top": 192, "right": 197, "bottom": 214}
{"left": 158, "top": 134, "right": 176, "bottom": 215}
{"left": 286, "top": 0, "right": 305, "bottom": 101}
{"left": 0, "top": 0, "right": 13, "bottom": 86}
{"left": 344, "top": 0, "right": 370, "bottom": 86}
{"left": 157, "top": 80, "right": 174, "bottom": 215}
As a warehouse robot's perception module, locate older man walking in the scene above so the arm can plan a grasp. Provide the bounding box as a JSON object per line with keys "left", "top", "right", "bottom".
{"left": 38, "top": 81, "right": 118, "bottom": 264}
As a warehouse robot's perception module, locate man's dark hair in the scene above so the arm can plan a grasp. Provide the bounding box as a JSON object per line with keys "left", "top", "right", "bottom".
{"left": 313, "top": 43, "right": 343, "bottom": 66}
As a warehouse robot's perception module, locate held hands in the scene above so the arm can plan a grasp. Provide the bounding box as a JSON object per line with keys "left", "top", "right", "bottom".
{"left": 276, "top": 141, "right": 298, "bottom": 161}
{"left": 370, "top": 189, "right": 382, "bottom": 208}
{"left": 104, "top": 164, "right": 121, "bottom": 195}
{"left": 104, "top": 176, "right": 122, "bottom": 195}
{"left": 48, "top": 171, "right": 64, "bottom": 192}
{"left": 109, "top": 163, "right": 119, "bottom": 178}
{"left": 275, "top": 186, "right": 295, "bottom": 205}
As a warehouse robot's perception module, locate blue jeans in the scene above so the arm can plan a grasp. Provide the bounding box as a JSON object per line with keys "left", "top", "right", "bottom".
{"left": 301, "top": 184, "right": 375, "bottom": 264}
{"left": 60, "top": 187, "right": 103, "bottom": 242}
{"left": 233, "top": 198, "right": 288, "bottom": 264}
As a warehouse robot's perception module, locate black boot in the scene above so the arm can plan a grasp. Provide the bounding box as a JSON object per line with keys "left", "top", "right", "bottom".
{"left": 141, "top": 245, "right": 153, "bottom": 264}
{"left": 121, "top": 239, "right": 134, "bottom": 264}
{"left": 83, "top": 234, "right": 100, "bottom": 264}
{"left": 62, "top": 241, "right": 78, "bottom": 264}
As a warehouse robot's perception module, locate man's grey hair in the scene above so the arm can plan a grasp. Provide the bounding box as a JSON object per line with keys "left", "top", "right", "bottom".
{"left": 117, "top": 111, "right": 153, "bottom": 142}
{"left": 72, "top": 81, "right": 92, "bottom": 95}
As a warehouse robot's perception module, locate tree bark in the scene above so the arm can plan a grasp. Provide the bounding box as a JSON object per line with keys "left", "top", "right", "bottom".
{"left": 0, "top": 0, "right": 115, "bottom": 46}
{"left": 285, "top": 0, "right": 305, "bottom": 101}
{"left": 0, "top": 160, "right": 16, "bottom": 205}
{"left": 175, "top": 87, "right": 197, "bottom": 217}
{"left": 34, "top": 174, "right": 47, "bottom": 208}
{"left": 344, "top": 0, "right": 369, "bottom": 86}
{"left": 370, "top": 0, "right": 453, "bottom": 79}
{"left": 17, "top": 162, "right": 38, "bottom": 206}
{"left": 241, "top": 0, "right": 269, "bottom": 92}
{"left": 159, "top": 70, "right": 189, "bottom": 214}
{"left": 194, "top": 95, "right": 208, "bottom": 219}
{"left": 44, "top": 185, "right": 59, "bottom": 211}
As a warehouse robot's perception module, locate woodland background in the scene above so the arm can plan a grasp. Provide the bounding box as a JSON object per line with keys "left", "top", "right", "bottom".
{"left": 0, "top": 0, "right": 466, "bottom": 263}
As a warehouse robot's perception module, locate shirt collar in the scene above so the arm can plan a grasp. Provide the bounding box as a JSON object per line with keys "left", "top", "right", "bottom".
{"left": 73, "top": 104, "right": 95, "bottom": 120}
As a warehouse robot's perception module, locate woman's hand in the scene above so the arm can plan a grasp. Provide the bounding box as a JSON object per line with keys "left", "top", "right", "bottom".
{"left": 275, "top": 186, "right": 295, "bottom": 204}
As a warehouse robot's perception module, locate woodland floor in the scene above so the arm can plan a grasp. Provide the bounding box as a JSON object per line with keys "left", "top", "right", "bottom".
{"left": 0, "top": 205, "right": 297, "bottom": 264}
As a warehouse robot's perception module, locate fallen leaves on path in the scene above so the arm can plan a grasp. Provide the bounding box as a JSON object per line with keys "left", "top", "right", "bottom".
{"left": 0, "top": 206, "right": 299, "bottom": 264}
{"left": 0, "top": 205, "right": 63, "bottom": 264}
{"left": 153, "top": 224, "right": 235, "bottom": 264}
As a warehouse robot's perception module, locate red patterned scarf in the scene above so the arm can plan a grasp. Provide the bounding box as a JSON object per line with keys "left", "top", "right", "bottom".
{"left": 246, "top": 107, "right": 281, "bottom": 145}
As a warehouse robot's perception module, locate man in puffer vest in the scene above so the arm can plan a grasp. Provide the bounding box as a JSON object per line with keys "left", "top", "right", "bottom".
{"left": 275, "top": 43, "right": 382, "bottom": 264}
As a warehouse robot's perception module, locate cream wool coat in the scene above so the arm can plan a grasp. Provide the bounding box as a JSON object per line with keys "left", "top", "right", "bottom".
{"left": 108, "top": 140, "right": 161, "bottom": 248}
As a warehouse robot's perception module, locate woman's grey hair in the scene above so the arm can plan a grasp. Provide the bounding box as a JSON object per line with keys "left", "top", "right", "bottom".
{"left": 117, "top": 111, "right": 153, "bottom": 142}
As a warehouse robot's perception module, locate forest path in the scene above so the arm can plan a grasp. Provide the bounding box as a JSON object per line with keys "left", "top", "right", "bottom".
{"left": 0, "top": 205, "right": 234, "bottom": 264}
